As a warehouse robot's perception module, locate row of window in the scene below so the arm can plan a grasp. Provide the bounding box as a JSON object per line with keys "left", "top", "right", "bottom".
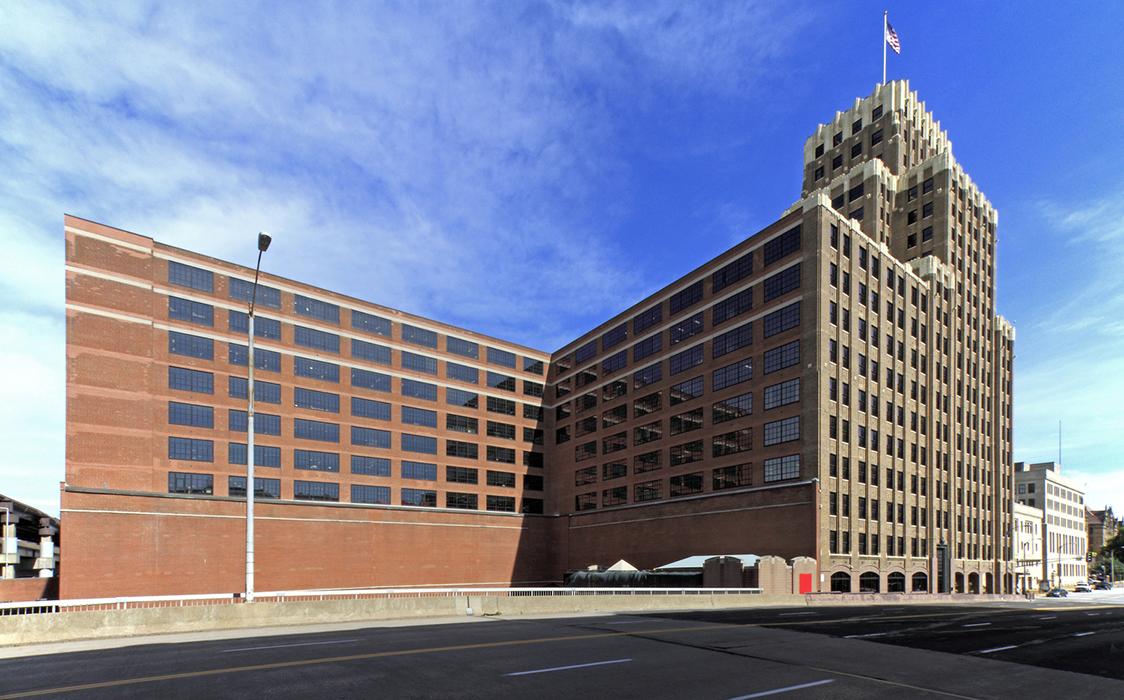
{"left": 166, "top": 472, "right": 544, "bottom": 512}
{"left": 167, "top": 260, "right": 545, "bottom": 374}
{"left": 573, "top": 454, "right": 800, "bottom": 511}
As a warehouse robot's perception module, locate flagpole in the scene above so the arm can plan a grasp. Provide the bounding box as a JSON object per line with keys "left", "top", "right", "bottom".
{"left": 882, "top": 10, "right": 888, "bottom": 85}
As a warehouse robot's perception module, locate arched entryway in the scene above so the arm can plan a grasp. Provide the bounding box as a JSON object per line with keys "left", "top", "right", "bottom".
{"left": 955, "top": 572, "right": 965, "bottom": 593}
{"left": 859, "top": 571, "right": 881, "bottom": 593}
{"left": 830, "top": 572, "right": 851, "bottom": 593}
{"left": 1003, "top": 573, "right": 1013, "bottom": 594}
{"left": 911, "top": 572, "right": 928, "bottom": 592}
{"left": 985, "top": 573, "right": 994, "bottom": 594}
{"left": 887, "top": 572, "right": 906, "bottom": 593}
{"left": 968, "top": 572, "right": 980, "bottom": 593}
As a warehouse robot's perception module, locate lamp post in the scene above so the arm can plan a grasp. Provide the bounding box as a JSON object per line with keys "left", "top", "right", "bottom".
{"left": 246, "top": 231, "right": 271, "bottom": 602}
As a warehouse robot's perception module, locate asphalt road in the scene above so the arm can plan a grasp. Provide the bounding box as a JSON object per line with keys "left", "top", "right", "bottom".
{"left": 3, "top": 594, "right": 1124, "bottom": 699}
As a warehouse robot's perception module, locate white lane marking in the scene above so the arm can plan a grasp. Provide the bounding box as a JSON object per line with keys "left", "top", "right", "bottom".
{"left": 962, "top": 622, "right": 992, "bottom": 627}
{"left": 975, "top": 645, "right": 1018, "bottom": 654}
{"left": 1074, "top": 631, "right": 1096, "bottom": 637}
{"left": 505, "top": 658, "right": 632, "bottom": 677}
{"left": 727, "top": 679, "right": 835, "bottom": 699}
{"left": 1084, "top": 612, "right": 1102, "bottom": 616}
{"left": 221, "top": 638, "right": 359, "bottom": 653}
{"left": 844, "top": 632, "right": 889, "bottom": 638}
{"left": 777, "top": 612, "right": 817, "bottom": 616}
{"left": 1037, "top": 615, "right": 1057, "bottom": 620}
{"left": 603, "top": 620, "right": 648, "bottom": 625}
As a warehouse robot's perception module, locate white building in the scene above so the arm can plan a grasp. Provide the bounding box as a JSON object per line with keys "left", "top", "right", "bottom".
{"left": 1013, "top": 502, "right": 1043, "bottom": 592}
{"left": 1014, "top": 462, "right": 1087, "bottom": 589}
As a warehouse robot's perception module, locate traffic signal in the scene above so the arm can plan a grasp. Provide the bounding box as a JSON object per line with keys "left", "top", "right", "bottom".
{"left": 1087, "top": 552, "right": 1094, "bottom": 563}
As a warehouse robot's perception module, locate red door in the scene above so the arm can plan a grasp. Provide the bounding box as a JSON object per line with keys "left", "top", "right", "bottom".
{"left": 798, "top": 573, "right": 813, "bottom": 594}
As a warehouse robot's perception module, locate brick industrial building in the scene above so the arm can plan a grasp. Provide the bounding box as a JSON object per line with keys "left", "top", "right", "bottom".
{"left": 63, "top": 80, "right": 1015, "bottom": 598}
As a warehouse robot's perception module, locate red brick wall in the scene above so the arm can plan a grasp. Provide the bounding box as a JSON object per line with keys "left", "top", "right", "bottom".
{"left": 0, "top": 577, "right": 56, "bottom": 602}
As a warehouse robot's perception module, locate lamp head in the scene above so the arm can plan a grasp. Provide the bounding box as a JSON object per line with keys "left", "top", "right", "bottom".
{"left": 257, "top": 232, "right": 272, "bottom": 252}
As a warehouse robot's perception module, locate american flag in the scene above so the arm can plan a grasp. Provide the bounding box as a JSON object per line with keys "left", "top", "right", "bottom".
{"left": 885, "top": 21, "right": 901, "bottom": 55}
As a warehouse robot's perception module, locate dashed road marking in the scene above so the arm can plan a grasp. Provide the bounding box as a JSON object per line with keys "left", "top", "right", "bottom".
{"left": 727, "top": 679, "right": 835, "bottom": 699}
{"left": 505, "top": 658, "right": 632, "bottom": 676}
{"left": 975, "top": 645, "right": 1018, "bottom": 654}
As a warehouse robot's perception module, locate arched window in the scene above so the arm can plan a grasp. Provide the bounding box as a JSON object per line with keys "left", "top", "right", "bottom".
{"left": 859, "top": 571, "right": 881, "bottom": 593}
{"left": 830, "top": 572, "right": 851, "bottom": 593}
{"left": 911, "top": 572, "right": 928, "bottom": 592}
{"left": 955, "top": 572, "right": 965, "bottom": 593}
{"left": 887, "top": 572, "right": 906, "bottom": 592}
{"left": 984, "top": 573, "right": 994, "bottom": 594}
{"left": 968, "top": 572, "right": 980, "bottom": 594}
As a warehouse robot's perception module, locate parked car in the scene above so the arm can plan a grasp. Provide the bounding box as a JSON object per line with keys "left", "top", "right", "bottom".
{"left": 1074, "top": 582, "right": 1092, "bottom": 593}
{"left": 1046, "top": 588, "right": 1069, "bottom": 598}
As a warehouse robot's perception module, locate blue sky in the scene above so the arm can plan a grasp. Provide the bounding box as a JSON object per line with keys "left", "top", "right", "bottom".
{"left": 2, "top": 1, "right": 1122, "bottom": 516}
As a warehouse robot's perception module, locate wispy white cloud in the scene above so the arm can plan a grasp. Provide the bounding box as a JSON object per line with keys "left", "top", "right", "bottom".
{"left": 0, "top": 1, "right": 813, "bottom": 514}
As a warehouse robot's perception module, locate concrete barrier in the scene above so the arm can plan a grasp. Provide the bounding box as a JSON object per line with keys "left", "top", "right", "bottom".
{"left": 0, "top": 590, "right": 1025, "bottom": 647}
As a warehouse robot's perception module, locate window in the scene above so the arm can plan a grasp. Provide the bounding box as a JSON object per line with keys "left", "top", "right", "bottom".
{"left": 713, "top": 429, "right": 752, "bottom": 457}
{"left": 294, "top": 449, "right": 340, "bottom": 472}
{"left": 401, "top": 351, "right": 437, "bottom": 375}
{"left": 351, "top": 455, "right": 391, "bottom": 476}
{"left": 168, "top": 331, "right": 213, "bottom": 360}
{"left": 712, "top": 252, "right": 753, "bottom": 293}
{"left": 669, "top": 280, "right": 704, "bottom": 315}
{"left": 294, "top": 387, "right": 340, "bottom": 413}
{"left": 922, "top": 226, "right": 933, "bottom": 242}
{"left": 293, "top": 295, "right": 339, "bottom": 324}
{"left": 634, "top": 480, "right": 663, "bottom": 502}
{"left": 762, "top": 226, "right": 801, "bottom": 266}
{"left": 228, "top": 443, "right": 281, "bottom": 468}
{"left": 351, "top": 485, "right": 390, "bottom": 505}
{"left": 228, "top": 377, "right": 281, "bottom": 403}
{"left": 168, "top": 471, "right": 213, "bottom": 494}
{"left": 446, "top": 440, "right": 478, "bottom": 459}
{"left": 486, "top": 371, "right": 516, "bottom": 391}
{"left": 402, "top": 324, "right": 438, "bottom": 348}
{"left": 602, "top": 486, "right": 628, "bottom": 507}
{"left": 670, "top": 472, "right": 704, "bottom": 497}
{"left": 228, "top": 410, "right": 281, "bottom": 435}
{"left": 763, "top": 378, "right": 800, "bottom": 410}
{"left": 670, "top": 408, "right": 703, "bottom": 435}
{"left": 712, "top": 392, "right": 752, "bottom": 424}
{"left": 169, "top": 366, "right": 213, "bottom": 394}
{"left": 633, "top": 305, "right": 662, "bottom": 334}
{"left": 713, "top": 359, "right": 752, "bottom": 391}
{"left": 169, "top": 297, "right": 214, "bottom": 326}
{"left": 712, "top": 287, "right": 753, "bottom": 326}
{"left": 446, "top": 466, "right": 478, "bottom": 484}
{"left": 713, "top": 463, "right": 752, "bottom": 491}
{"left": 228, "top": 278, "right": 281, "bottom": 308}
{"left": 487, "top": 495, "right": 516, "bottom": 512}
{"left": 670, "top": 376, "right": 703, "bottom": 405}
{"left": 446, "top": 387, "right": 479, "bottom": 408}
{"left": 871, "top": 129, "right": 883, "bottom": 146}
{"left": 601, "top": 323, "right": 628, "bottom": 351}
{"left": 669, "top": 344, "right": 703, "bottom": 375}
{"left": 168, "top": 401, "right": 213, "bottom": 428}
{"left": 487, "top": 396, "right": 516, "bottom": 415}
{"left": 632, "top": 335, "right": 662, "bottom": 362}
{"left": 446, "top": 492, "right": 478, "bottom": 510}
{"left": 763, "top": 416, "right": 800, "bottom": 445}
{"left": 762, "top": 302, "right": 800, "bottom": 338}
{"left": 293, "top": 480, "right": 339, "bottom": 502}
{"left": 294, "top": 356, "right": 339, "bottom": 383}
{"left": 351, "top": 309, "right": 392, "bottom": 337}
{"left": 294, "top": 326, "right": 340, "bottom": 353}
{"left": 168, "top": 437, "right": 213, "bottom": 462}
{"left": 670, "top": 440, "right": 704, "bottom": 466}
{"left": 351, "top": 339, "right": 391, "bottom": 365}
{"left": 524, "top": 380, "right": 544, "bottom": 397}
{"left": 523, "top": 358, "right": 545, "bottom": 375}
{"left": 229, "top": 476, "right": 281, "bottom": 499}
{"left": 487, "top": 346, "right": 518, "bottom": 368}
{"left": 764, "top": 454, "right": 800, "bottom": 482}
{"left": 402, "top": 460, "right": 438, "bottom": 480}
{"left": 669, "top": 312, "right": 704, "bottom": 345}
{"left": 402, "top": 379, "right": 438, "bottom": 402}
{"left": 763, "top": 340, "right": 799, "bottom": 374}
{"left": 294, "top": 418, "right": 339, "bottom": 442}
{"left": 167, "top": 261, "right": 213, "bottom": 292}
{"left": 352, "top": 396, "right": 391, "bottom": 421}
{"left": 487, "top": 420, "right": 516, "bottom": 440}
{"left": 712, "top": 321, "right": 752, "bottom": 358}
{"left": 851, "top": 143, "right": 862, "bottom": 157}
{"left": 762, "top": 264, "right": 800, "bottom": 301}
{"left": 446, "top": 336, "right": 479, "bottom": 359}
{"left": 487, "top": 445, "right": 516, "bottom": 464}
{"left": 401, "top": 488, "right": 437, "bottom": 507}
{"left": 487, "top": 470, "right": 517, "bottom": 488}
{"left": 350, "top": 368, "right": 391, "bottom": 393}
{"left": 446, "top": 414, "right": 478, "bottom": 434}
{"left": 633, "top": 391, "right": 662, "bottom": 418}
{"left": 228, "top": 344, "right": 281, "bottom": 371}
{"left": 402, "top": 433, "right": 438, "bottom": 454}
{"left": 633, "top": 363, "right": 662, "bottom": 388}
{"left": 401, "top": 406, "right": 438, "bottom": 428}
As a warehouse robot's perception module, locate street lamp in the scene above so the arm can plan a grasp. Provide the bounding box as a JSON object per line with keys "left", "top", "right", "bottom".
{"left": 246, "top": 231, "right": 271, "bottom": 602}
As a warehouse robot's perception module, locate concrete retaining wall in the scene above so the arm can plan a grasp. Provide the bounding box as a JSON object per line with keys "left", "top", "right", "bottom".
{"left": 0, "top": 591, "right": 1025, "bottom": 647}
